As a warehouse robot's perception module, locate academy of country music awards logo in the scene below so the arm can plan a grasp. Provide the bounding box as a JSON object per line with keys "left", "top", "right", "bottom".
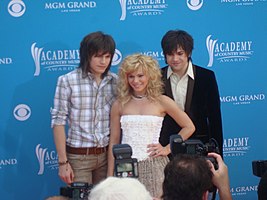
{"left": 31, "top": 43, "right": 122, "bottom": 76}
{"left": 221, "top": 0, "right": 267, "bottom": 6}
{"left": 36, "top": 144, "right": 58, "bottom": 175}
{"left": 44, "top": 1, "right": 97, "bottom": 13}
{"left": 31, "top": 43, "right": 79, "bottom": 76}
{"left": 223, "top": 137, "right": 250, "bottom": 157}
{"left": 206, "top": 35, "right": 253, "bottom": 67}
{"left": 220, "top": 93, "right": 265, "bottom": 105}
{"left": 118, "top": 0, "right": 205, "bottom": 20}
{"left": 119, "top": 0, "right": 168, "bottom": 21}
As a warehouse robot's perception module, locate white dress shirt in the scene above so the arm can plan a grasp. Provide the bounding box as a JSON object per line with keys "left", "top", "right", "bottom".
{"left": 167, "top": 61, "right": 195, "bottom": 111}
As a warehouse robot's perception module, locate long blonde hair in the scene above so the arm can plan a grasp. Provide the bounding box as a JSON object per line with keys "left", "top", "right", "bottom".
{"left": 117, "top": 53, "right": 163, "bottom": 105}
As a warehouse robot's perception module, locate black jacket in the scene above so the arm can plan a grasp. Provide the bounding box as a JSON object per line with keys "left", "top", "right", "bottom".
{"left": 160, "top": 64, "right": 223, "bottom": 156}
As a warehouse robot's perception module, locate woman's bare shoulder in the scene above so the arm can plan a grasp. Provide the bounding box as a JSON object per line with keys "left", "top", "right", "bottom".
{"left": 158, "top": 94, "right": 173, "bottom": 103}
{"left": 112, "top": 99, "right": 120, "bottom": 106}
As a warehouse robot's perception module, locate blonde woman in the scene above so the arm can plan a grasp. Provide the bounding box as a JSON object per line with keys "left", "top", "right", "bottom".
{"left": 107, "top": 54, "right": 195, "bottom": 198}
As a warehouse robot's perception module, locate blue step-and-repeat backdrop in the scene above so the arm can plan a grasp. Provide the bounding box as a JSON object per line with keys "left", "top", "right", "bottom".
{"left": 1, "top": 0, "right": 267, "bottom": 199}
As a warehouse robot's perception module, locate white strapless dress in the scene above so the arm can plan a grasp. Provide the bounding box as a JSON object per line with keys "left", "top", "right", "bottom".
{"left": 121, "top": 115, "right": 163, "bottom": 161}
{"left": 120, "top": 115, "right": 169, "bottom": 198}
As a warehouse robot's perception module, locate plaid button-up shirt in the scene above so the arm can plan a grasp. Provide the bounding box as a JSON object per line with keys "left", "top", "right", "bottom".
{"left": 51, "top": 68, "right": 118, "bottom": 148}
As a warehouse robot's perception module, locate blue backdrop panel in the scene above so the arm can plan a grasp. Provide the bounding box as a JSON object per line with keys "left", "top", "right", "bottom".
{"left": 1, "top": 0, "right": 267, "bottom": 199}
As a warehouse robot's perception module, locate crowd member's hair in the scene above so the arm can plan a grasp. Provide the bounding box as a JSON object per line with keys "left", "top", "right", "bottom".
{"left": 88, "top": 177, "right": 153, "bottom": 200}
{"left": 79, "top": 31, "right": 116, "bottom": 78}
{"left": 161, "top": 30, "right": 194, "bottom": 62}
{"left": 117, "top": 53, "right": 163, "bottom": 105}
{"left": 162, "top": 154, "right": 213, "bottom": 200}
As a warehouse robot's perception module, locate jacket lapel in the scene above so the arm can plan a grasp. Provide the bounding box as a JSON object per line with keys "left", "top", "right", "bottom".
{"left": 184, "top": 65, "right": 196, "bottom": 114}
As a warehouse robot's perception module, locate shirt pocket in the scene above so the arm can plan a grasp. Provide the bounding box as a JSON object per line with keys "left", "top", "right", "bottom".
{"left": 96, "top": 94, "right": 115, "bottom": 121}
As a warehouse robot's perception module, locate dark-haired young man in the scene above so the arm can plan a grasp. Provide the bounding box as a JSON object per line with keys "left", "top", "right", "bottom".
{"left": 160, "top": 30, "right": 223, "bottom": 158}
{"left": 51, "top": 31, "right": 118, "bottom": 185}
{"left": 162, "top": 153, "right": 232, "bottom": 200}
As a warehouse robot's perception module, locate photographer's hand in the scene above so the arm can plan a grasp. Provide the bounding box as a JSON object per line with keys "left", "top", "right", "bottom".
{"left": 147, "top": 143, "right": 170, "bottom": 157}
{"left": 208, "top": 152, "right": 232, "bottom": 200}
{"left": 59, "top": 162, "right": 74, "bottom": 184}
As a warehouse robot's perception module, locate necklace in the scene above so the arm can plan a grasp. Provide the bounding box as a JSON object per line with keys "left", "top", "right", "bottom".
{"left": 131, "top": 93, "right": 147, "bottom": 99}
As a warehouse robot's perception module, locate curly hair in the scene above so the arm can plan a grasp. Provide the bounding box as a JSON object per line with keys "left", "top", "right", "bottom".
{"left": 117, "top": 53, "right": 163, "bottom": 105}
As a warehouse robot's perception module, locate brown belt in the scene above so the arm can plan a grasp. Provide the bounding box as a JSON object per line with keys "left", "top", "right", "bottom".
{"left": 66, "top": 145, "right": 108, "bottom": 155}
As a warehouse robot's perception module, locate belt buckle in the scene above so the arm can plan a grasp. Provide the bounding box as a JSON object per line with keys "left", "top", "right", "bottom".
{"left": 86, "top": 147, "right": 90, "bottom": 155}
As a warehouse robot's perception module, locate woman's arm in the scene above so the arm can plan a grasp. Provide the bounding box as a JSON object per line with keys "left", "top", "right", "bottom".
{"left": 148, "top": 95, "right": 195, "bottom": 157}
{"left": 161, "top": 95, "right": 195, "bottom": 140}
{"left": 107, "top": 100, "right": 122, "bottom": 176}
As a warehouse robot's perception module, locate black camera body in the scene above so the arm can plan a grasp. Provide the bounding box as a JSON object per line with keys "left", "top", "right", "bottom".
{"left": 170, "top": 134, "right": 220, "bottom": 170}
{"left": 170, "top": 135, "right": 220, "bottom": 199}
{"left": 252, "top": 160, "right": 267, "bottom": 177}
{"left": 60, "top": 182, "right": 93, "bottom": 200}
{"left": 112, "top": 144, "right": 138, "bottom": 178}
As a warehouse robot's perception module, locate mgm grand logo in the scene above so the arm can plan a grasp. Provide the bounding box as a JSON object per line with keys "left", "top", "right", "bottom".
{"left": 220, "top": 94, "right": 265, "bottom": 105}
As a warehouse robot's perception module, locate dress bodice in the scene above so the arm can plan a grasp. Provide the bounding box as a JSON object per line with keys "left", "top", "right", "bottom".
{"left": 120, "top": 115, "right": 163, "bottom": 161}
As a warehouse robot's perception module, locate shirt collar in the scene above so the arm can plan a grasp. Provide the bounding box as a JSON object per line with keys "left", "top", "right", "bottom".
{"left": 85, "top": 70, "right": 114, "bottom": 80}
{"left": 167, "top": 60, "right": 194, "bottom": 80}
